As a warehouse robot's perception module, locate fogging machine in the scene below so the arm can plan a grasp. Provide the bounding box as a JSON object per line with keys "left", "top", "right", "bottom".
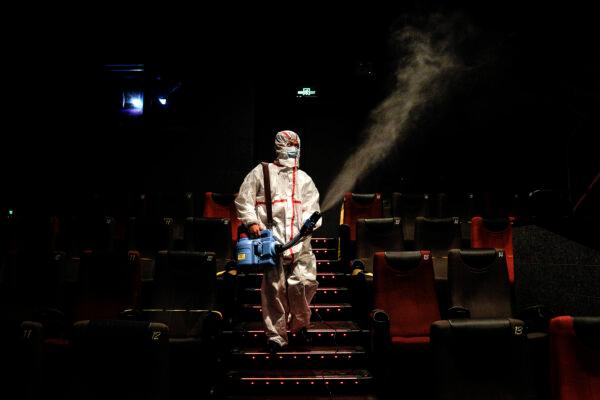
{"left": 236, "top": 211, "right": 321, "bottom": 268}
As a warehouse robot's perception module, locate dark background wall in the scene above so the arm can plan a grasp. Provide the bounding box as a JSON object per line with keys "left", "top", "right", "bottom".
{"left": 2, "top": 2, "right": 598, "bottom": 229}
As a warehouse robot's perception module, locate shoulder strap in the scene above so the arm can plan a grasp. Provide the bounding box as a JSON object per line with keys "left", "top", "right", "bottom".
{"left": 261, "top": 162, "right": 273, "bottom": 229}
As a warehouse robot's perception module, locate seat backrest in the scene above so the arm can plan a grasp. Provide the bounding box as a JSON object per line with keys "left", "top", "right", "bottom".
{"left": 140, "top": 309, "right": 218, "bottom": 339}
{"left": 356, "top": 218, "right": 404, "bottom": 272}
{"left": 471, "top": 216, "right": 515, "bottom": 284}
{"left": 141, "top": 251, "right": 218, "bottom": 339}
{"left": 413, "top": 217, "right": 462, "bottom": 312}
{"left": 527, "top": 189, "right": 571, "bottom": 221}
{"left": 448, "top": 248, "right": 513, "bottom": 318}
{"left": 69, "top": 319, "right": 169, "bottom": 400}
{"left": 480, "top": 192, "right": 523, "bottom": 219}
{"left": 146, "top": 251, "right": 217, "bottom": 310}
{"left": 202, "top": 192, "right": 241, "bottom": 243}
{"left": 431, "top": 318, "right": 535, "bottom": 400}
{"left": 373, "top": 251, "right": 439, "bottom": 338}
{"left": 342, "top": 192, "right": 383, "bottom": 241}
{"left": 550, "top": 316, "right": 600, "bottom": 400}
{"left": 391, "top": 193, "right": 432, "bottom": 245}
{"left": 72, "top": 251, "right": 141, "bottom": 321}
{"left": 0, "top": 252, "right": 53, "bottom": 321}
{"left": 0, "top": 320, "right": 43, "bottom": 400}
{"left": 435, "top": 193, "right": 475, "bottom": 221}
{"left": 70, "top": 215, "right": 119, "bottom": 254}
{"left": 0, "top": 215, "right": 58, "bottom": 256}
{"left": 129, "top": 216, "right": 174, "bottom": 255}
{"left": 184, "top": 217, "right": 232, "bottom": 271}
{"left": 414, "top": 217, "right": 462, "bottom": 257}
{"left": 155, "top": 192, "right": 194, "bottom": 219}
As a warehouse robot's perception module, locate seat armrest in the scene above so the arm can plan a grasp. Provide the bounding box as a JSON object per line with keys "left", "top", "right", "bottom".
{"left": 370, "top": 309, "right": 391, "bottom": 353}
{"left": 517, "top": 304, "right": 552, "bottom": 333}
{"left": 338, "top": 224, "right": 352, "bottom": 268}
{"left": 351, "top": 258, "right": 367, "bottom": 272}
{"left": 447, "top": 306, "right": 471, "bottom": 319}
{"left": 350, "top": 262, "right": 373, "bottom": 320}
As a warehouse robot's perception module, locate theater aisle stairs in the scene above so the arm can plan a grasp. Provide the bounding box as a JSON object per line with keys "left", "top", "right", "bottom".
{"left": 218, "top": 237, "right": 375, "bottom": 399}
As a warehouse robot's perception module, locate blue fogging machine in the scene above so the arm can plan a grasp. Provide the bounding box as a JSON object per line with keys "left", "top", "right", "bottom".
{"left": 236, "top": 211, "right": 322, "bottom": 268}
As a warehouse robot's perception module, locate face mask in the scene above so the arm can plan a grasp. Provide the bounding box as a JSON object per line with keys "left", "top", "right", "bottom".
{"left": 285, "top": 146, "right": 299, "bottom": 159}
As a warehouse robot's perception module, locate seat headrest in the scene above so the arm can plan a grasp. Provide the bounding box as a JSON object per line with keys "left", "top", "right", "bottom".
{"left": 359, "top": 218, "right": 401, "bottom": 233}
{"left": 186, "top": 217, "right": 230, "bottom": 227}
{"left": 434, "top": 318, "right": 524, "bottom": 340}
{"left": 158, "top": 251, "right": 216, "bottom": 265}
{"left": 351, "top": 193, "right": 378, "bottom": 204}
{"left": 573, "top": 317, "right": 600, "bottom": 349}
{"left": 74, "top": 319, "right": 154, "bottom": 339}
{"left": 482, "top": 218, "right": 511, "bottom": 232}
{"left": 453, "top": 248, "right": 499, "bottom": 270}
{"left": 419, "top": 216, "right": 457, "bottom": 224}
{"left": 384, "top": 251, "right": 426, "bottom": 271}
{"left": 210, "top": 192, "right": 237, "bottom": 205}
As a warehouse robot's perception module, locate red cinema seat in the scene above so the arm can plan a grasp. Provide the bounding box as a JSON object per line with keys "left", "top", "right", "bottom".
{"left": 372, "top": 250, "right": 440, "bottom": 345}
{"left": 550, "top": 316, "right": 600, "bottom": 400}
{"left": 202, "top": 192, "right": 241, "bottom": 243}
{"left": 471, "top": 216, "right": 515, "bottom": 284}
{"left": 341, "top": 192, "right": 383, "bottom": 241}
{"left": 370, "top": 250, "right": 440, "bottom": 397}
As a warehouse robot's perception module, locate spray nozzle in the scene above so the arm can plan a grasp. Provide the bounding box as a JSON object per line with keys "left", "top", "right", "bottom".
{"left": 300, "top": 211, "right": 321, "bottom": 236}
{"left": 277, "top": 211, "right": 322, "bottom": 254}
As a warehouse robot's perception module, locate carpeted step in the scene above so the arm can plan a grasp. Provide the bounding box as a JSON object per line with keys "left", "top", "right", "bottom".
{"left": 239, "top": 303, "right": 353, "bottom": 321}
{"left": 222, "top": 321, "right": 369, "bottom": 347}
{"left": 225, "top": 369, "right": 373, "bottom": 393}
{"left": 311, "top": 238, "right": 338, "bottom": 249}
{"left": 228, "top": 345, "right": 367, "bottom": 367}
{"left": 242, "top": 286, "right": 350, "bottom": 303}
{"left": 239, "top": 271, "right": 350, "bottom": 287}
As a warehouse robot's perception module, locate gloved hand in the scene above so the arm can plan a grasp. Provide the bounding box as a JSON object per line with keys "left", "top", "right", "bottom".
{"left": 248, "top": 223, "right": 261, "bottom": 237}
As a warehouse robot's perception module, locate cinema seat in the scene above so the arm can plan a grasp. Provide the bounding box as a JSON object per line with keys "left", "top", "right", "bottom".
{"left": 184, "top": 217, "right": 234, "bottom": 271}
{"left": 203, "top": 192, "right": 241, "bottom": 243}
{"left": 447, "top": 248, "right": 512, "bottom": 319}
{"left": 0, "top": 320, "right": 43, "bottom": 400}
{"left": 431, "top": 318, "right": 537, "bottom": 400}
{"left": 391, "top": 192, "right": 433, "bottom": 248}
{"left": 339, "top": 192, "right": 383, "bottom": 268}
{"left": 471, "top": 216, "right": 516, "bottom": 284}
{"left": 68, "top": 319, "right": 169, "bottom": 400}
{"left": 550, "top": 316, "right": 600, "bottom": 400}
{"left": 414, "top": 216, "right": 462, "bottom": 314}
{"left": 354, "top": 217, "right": 405, "bottom": 273}
{"left": 370, "top": 251, "right": 439, "bottom": 397}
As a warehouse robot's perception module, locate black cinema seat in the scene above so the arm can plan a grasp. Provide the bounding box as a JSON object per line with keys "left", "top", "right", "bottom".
{"left": 391, "top": 192, "right": 433, "bottom": 249}
{"left": 140, "top": 250, "right": 221, "bottom": 398}
{"left": 184, "top": 217, "right": 233, "bottom": 271}
{"left": 0, "top": 320, "right": 43, "bottom": 400}
{"left": 68, "top": 319, "right": 170, "bottom": 400}
{"left": 447, "top": 248, "right": 512, "bottom": 319}
{"left": 471, "top": 216, "right": 515, "bottom": 284}
{"left": 414, "top": 216, "right": 462, "bottom": 314}
{"left": 354, "top": 217, "right": 404, "bottom": 273}
{"left": 431, "top": 318, "right": 537, "bottom": 400}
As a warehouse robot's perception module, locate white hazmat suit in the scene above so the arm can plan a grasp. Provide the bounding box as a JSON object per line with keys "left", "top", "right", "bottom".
{"left": 235, "top": 130, "right": 321, "bottom": 347}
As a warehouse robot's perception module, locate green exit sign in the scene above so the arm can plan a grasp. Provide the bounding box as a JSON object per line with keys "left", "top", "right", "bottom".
{"left": 297, "top": 87, "right": 317, "bottom": 98}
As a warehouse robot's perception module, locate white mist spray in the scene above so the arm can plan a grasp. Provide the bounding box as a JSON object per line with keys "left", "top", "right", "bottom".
{"left": 320, "top": 16, "right": 461, "bottom": 212}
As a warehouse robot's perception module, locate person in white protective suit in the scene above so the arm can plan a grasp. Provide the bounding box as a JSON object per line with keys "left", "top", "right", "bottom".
{"left": 235, "top": 130, "right": 321, "bottom": 353}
